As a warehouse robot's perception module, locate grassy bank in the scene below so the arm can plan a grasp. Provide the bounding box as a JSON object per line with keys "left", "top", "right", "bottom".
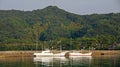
{"left": 0, "top": 50, "right": 120, "bottom": 57}
{"left": 91, "top": 50, "right": 120, "bottom": 56}
{"left": 0, "top": 51, "right": 35, "bottom": 57}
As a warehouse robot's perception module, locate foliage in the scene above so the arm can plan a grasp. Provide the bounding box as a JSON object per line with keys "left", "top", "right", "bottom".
{"left": 0, "top": 6, "right": 120, "bottom": 50}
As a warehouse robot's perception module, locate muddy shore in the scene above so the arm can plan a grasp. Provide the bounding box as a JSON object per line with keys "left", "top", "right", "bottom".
{"left": 0, "top": 50, "right": 120, "bottom": 57}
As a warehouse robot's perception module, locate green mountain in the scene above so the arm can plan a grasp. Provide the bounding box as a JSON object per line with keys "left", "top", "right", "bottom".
{"left": 0, "top": 6, "right": 120, "bottom": 50}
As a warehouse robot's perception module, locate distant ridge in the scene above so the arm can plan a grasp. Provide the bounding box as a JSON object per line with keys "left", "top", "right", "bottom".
{"left": 0, "top": 6, "right": 120, "bottom": 50}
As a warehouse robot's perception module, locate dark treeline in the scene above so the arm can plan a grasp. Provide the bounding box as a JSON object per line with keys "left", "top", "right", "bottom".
{"left": 0, "top": 6, "right": 120, "bottom": 50}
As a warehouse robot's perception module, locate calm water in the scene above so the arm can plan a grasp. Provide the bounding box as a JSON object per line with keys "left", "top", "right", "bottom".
{"left": 0, "top": 55, "right": 120, "bottom": 67}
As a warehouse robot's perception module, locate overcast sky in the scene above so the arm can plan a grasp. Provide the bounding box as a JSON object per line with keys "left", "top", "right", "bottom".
{"left": 0, "top": 0, "right": 120, "bottom": 15}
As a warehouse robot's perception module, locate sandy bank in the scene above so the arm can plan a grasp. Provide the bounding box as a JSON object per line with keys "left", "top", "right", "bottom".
{"left": 91, "top": 50, "right": 120, "bottom": 56}
{"left": 0, "top": 50, "right": 120, "bottom": 57}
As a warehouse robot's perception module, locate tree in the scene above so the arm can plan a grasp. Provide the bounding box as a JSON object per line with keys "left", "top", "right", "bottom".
{"left": 32, "top": 22, "right": 48, "bottom": 50}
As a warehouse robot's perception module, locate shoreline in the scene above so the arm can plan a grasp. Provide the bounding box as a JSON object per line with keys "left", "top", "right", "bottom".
{"left": 0, "top": 50, "right": 120, "bottom": 57}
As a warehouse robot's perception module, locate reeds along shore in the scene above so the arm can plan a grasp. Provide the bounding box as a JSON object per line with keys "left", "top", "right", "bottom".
{"left": 0, "top": 50, "right": 120, "bottom": 57}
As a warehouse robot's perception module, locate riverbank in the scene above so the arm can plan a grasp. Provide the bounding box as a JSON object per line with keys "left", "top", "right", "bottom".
{"left": 0, "top": 50, "right": 120, "bottom": 57}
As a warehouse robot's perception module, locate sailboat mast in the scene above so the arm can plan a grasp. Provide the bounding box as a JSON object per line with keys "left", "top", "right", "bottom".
{"left": 60, "top": 45, "right": 62, "bottom": 52}
{"left": 36, "top": 37, "right": 38, "bottom": 52}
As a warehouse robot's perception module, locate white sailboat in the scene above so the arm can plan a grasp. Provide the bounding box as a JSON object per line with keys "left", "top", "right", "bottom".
{"left": 53, "top": 51, "right": 69, "bottom": 57}
{"left": 69, "top": 49, "right": 92, "bottom": 56}
{"left": 69, "top": 38, "right": 92, "bottom": 56}
{"left": 34, "top": 50, "right": 69, "bottom": 57}
{"left": 69, "top": 52, "right": 92, "bottom": 56}
{"left": 34, "top": 50, "right": 54, "bottom": 57}
{"left": 33, "top": 40, "right": 54, "bottom": 57}
{"left": 54, "top": 44, "right": 69, "bottom": 57}
{"left": 34, "top": 40, "right": 68, "bottom": 57}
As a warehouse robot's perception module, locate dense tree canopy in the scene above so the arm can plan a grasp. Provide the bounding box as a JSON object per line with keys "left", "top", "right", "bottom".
{"left": 0, "top": 6, "right": 120, "bottom": 50}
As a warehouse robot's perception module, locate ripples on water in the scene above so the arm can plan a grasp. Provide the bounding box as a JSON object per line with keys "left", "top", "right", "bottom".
{"left": 0, "top": 55, "right": 120, "bottom": 67}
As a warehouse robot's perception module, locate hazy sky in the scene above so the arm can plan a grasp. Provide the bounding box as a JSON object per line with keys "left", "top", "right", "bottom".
{"left": 0, "top": 0, "right": 120, "bottom": 15}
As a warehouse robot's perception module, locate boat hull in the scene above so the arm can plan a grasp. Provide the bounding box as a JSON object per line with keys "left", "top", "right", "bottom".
{"left": 53, "top": 51, "right": 69, "bottom": 57}
{"left": 34, "top": 51, "right": 69, "bottom": 57}
{"left": 69, "top": 52, "right": 92, "bottom": 56}
{"left": 34, "top": 53, "right": 54, "bottom": 57}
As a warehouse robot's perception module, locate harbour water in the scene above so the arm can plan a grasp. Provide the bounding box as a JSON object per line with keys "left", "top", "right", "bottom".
{"left": 0, "top": 54, "right": 120, "bottom": 67}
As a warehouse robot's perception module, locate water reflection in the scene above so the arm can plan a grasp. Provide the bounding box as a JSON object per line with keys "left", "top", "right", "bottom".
{"left": 33, "top": 56, "right": 92, "bottom": 67}
{"left": 69, "top": 56, "right": 92, "bottom": 66}
{"left": 92, "top": 55, "right": 120, "bottom": 67}
{"left": 34, "top": 57, "right": 69, "bottom": 67}
{"left": 0, "top": 55, "right": 120, "bottom": 67}
{"left": 0, "top": 57, "right": 34, "bottom": 67}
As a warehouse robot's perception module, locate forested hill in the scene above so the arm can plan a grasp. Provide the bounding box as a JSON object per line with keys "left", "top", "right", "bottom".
{"left": 0, "top": 6, "right": 120, "bottom": 50}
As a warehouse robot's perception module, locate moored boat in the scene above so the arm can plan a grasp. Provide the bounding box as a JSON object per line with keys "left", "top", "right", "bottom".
{"left": 33, "top": 50, "right": 69, "bottom": 57}
{"left": 53, "top": 51, "right": 69, "bottom": 57}
{"left": 34, "top": 50, "right": 54, "bottom": 57}
{"left": 69, "top": 52, "right": 92, "bottom": 56}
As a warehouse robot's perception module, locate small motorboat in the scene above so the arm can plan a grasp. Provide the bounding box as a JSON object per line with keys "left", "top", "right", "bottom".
{"left": 34, "top": 50, "right": 54, "bottom": 57}
{"left": 53, "top": 51, "right": 69, "bottom": 57}
{"left": 69, "top": 52, "right": 92, "bottom": 56}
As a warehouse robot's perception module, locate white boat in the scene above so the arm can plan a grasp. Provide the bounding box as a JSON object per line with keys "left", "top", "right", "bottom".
{"left": 53, "top": 51, "right": 69, "bottom": 57}
{"left": 34, "top": 50, "right": 54, "bottom": 57}
{"left": 34, "top": 50, "right": 69, "bottom": 57}
{"left": 53, "top": 43, "right": 69, "bottom": 57}
{"left": 69, "top": 52, "right": 92, "bottom": 56}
